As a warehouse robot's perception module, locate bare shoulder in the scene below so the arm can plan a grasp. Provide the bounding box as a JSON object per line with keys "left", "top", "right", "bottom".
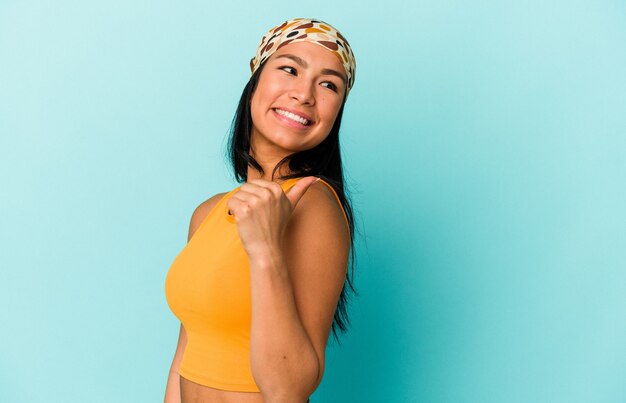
{"left": 293, "top": 179, "right": 349, "bottom": 240}
{"left": 187, "top": 191, "right": 228, "bottom": 241}
{"left": 286, "top": 178, "right": 351, "bottom": 267}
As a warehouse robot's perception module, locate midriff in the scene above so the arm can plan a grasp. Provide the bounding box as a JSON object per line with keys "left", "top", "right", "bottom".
{"left": 180, "top": 376, "right": 311, "bottom": 403}
{"left": 180, "top": 375, "right": 265, "bottom": 403}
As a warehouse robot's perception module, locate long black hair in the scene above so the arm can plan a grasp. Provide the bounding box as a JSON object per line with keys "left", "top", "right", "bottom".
{"left": 226, "top": 62, "right": 358, "bottom": 344}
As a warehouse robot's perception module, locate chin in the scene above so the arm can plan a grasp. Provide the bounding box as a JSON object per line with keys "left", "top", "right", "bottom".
{"left": 269, "top": 135, "right": 315, "bottom": 153}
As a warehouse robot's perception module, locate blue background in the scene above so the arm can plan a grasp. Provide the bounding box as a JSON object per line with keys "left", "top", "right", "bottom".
{"left": 1, "top": 1, "right": 625, "bottom": 402}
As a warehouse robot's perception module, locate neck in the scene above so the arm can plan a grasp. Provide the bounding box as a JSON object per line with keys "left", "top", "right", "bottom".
{"left": 246, "top": 147, "right": 293, "bottom": 182}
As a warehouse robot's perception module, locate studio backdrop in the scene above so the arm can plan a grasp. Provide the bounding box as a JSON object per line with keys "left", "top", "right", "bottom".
{"left": 1, "top": 1, "right": 625, "bottom": 402}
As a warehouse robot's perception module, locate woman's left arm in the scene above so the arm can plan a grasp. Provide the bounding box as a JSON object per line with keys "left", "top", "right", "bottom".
{"left": 226, "top": 178, "right": 350, "bottom": 402}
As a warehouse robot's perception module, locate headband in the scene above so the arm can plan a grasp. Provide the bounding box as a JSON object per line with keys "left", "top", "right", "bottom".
{"left": 250, "top": 18, "right": 356, "bottom": 95}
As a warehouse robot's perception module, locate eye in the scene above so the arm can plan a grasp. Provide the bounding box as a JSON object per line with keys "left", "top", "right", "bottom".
{"left": 279, "top": 66, "right": 297, "bottom": 75}
{"left": 321, "top": 81, "right": 338, "bottom": 92}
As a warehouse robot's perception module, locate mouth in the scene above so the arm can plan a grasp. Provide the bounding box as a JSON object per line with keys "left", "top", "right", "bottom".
{"left": 272, "top": 108, "right": 313, "bottom": 126}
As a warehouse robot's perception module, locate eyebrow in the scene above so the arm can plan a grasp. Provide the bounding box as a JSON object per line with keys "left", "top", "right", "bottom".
{"left": 275, "top": 53, "right": 347, "bottom": 84}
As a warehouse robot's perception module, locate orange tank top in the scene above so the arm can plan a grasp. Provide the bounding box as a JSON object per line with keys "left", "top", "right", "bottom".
{"left": 165, "top": 177, "right": 349, "bottom": 392}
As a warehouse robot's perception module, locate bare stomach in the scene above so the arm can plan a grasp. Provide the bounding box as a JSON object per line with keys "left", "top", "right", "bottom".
{"left": 180, "top": 375, "right": 266, "bottom": 403}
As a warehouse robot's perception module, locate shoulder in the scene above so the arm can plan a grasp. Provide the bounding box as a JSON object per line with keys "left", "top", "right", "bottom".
{"left": 187, "top": 191, "right": 228, "bottom": 241}
{"left": 288, "top": 179, "right": 350, "bottom": 249}
{"left": 301, "top": 179, "right": 347, "bottom": 225}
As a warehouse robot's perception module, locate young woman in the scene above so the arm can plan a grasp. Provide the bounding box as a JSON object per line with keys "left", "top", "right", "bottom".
{"left": 164, "top": 18, "right": 357, "bottom": 403}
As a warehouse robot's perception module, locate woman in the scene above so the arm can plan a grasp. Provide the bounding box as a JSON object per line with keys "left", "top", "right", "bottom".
{"left": 164, "top": 18, "right": 357, "bottom": 403}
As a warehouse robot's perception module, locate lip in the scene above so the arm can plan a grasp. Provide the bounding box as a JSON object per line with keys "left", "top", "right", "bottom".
{"left": 273, "top": 107, "right": 315, "bottom": 124}
{"left": 272, "top": 109, "right": 311, "bottom": 130}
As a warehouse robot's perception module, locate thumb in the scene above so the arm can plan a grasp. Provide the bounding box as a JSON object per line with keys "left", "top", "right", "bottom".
{"left": 286, "top": 176, "right": 319, "bottom": 208}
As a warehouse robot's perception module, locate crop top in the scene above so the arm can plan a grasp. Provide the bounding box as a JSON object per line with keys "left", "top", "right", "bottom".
{"left": 165, "top": 177, "right": 349, "bottom": 392}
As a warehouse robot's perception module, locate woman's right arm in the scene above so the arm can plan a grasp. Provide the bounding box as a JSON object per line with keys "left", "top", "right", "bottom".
{"left": 164, "top": 192, "right": 228, "bottom": 403}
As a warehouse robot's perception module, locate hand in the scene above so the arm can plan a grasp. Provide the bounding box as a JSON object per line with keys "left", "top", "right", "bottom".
{"left": 226, "top": 176, "right": 319, "bottom": 260}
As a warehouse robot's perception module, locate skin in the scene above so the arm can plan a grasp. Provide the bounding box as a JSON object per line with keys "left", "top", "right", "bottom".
{"left": 164, "top": 41, "right": 351, "bottom": 403}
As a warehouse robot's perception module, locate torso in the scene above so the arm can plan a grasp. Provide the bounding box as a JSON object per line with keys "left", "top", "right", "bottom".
{"left": 176, "top": 189, "right": 268, "bottom": 403}
{"left": 180, "top": 376, "right": 266, "bottom": 403}
{"left": 169, "top": 177, "right": 341, "bottom": 403}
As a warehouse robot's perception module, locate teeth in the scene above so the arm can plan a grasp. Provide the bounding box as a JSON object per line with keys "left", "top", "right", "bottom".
{"left": 275, "top": 109, "right": 310, "bottom": 125}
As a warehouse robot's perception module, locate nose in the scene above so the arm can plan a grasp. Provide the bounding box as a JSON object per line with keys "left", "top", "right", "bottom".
{"left": 289, "top": 78, "right": 315, "bottom": 106}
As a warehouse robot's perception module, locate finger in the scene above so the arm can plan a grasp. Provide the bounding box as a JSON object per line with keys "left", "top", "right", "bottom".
{"left": 228, "top": 190, "right": 263, "bottom": 215}
{"left": 240, "top": 182, "right": 276, "bottom": 199}
{"left": 286, "top": 176, "right": 319, "bottom": 208}
{"left": 230, "top": 190, "right": 260, "bottom": 204}
{"left": 239, "top": 182, "right": 267, "bottom": 193}
{"left": 226, "top": 197, "right": 252, "bottom": 219}
{"left": 246, "top": 179, "right": 283, "bottom": 197}
{"left": 247, "top": 178, "right": 274, "bottom": 188}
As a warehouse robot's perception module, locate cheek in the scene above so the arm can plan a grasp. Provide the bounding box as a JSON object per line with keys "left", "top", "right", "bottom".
{"left": 249, "top": 96, "right": 260, "bottom": 124}
{"left": 320, "top": 99, "right": 342, "bottom": 126}
{"left": 250, "top": 83, "right": 281, "bottom": 116}
{"left": 250, "top": 91, "right": 267, "bottom": 121}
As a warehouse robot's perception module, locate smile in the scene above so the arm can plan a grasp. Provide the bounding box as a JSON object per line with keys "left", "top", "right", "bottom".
{"left": 273, "top": 108, "right": 312, "bottom": 126}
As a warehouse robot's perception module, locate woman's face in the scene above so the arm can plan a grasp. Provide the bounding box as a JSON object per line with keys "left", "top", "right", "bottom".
{"left": 249, "top": 41, "right": 347, "bottom": 157}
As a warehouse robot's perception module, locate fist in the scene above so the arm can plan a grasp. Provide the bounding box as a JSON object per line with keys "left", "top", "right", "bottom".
{"left": 226, "top": 176, "right": 319, "bottom": 259}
